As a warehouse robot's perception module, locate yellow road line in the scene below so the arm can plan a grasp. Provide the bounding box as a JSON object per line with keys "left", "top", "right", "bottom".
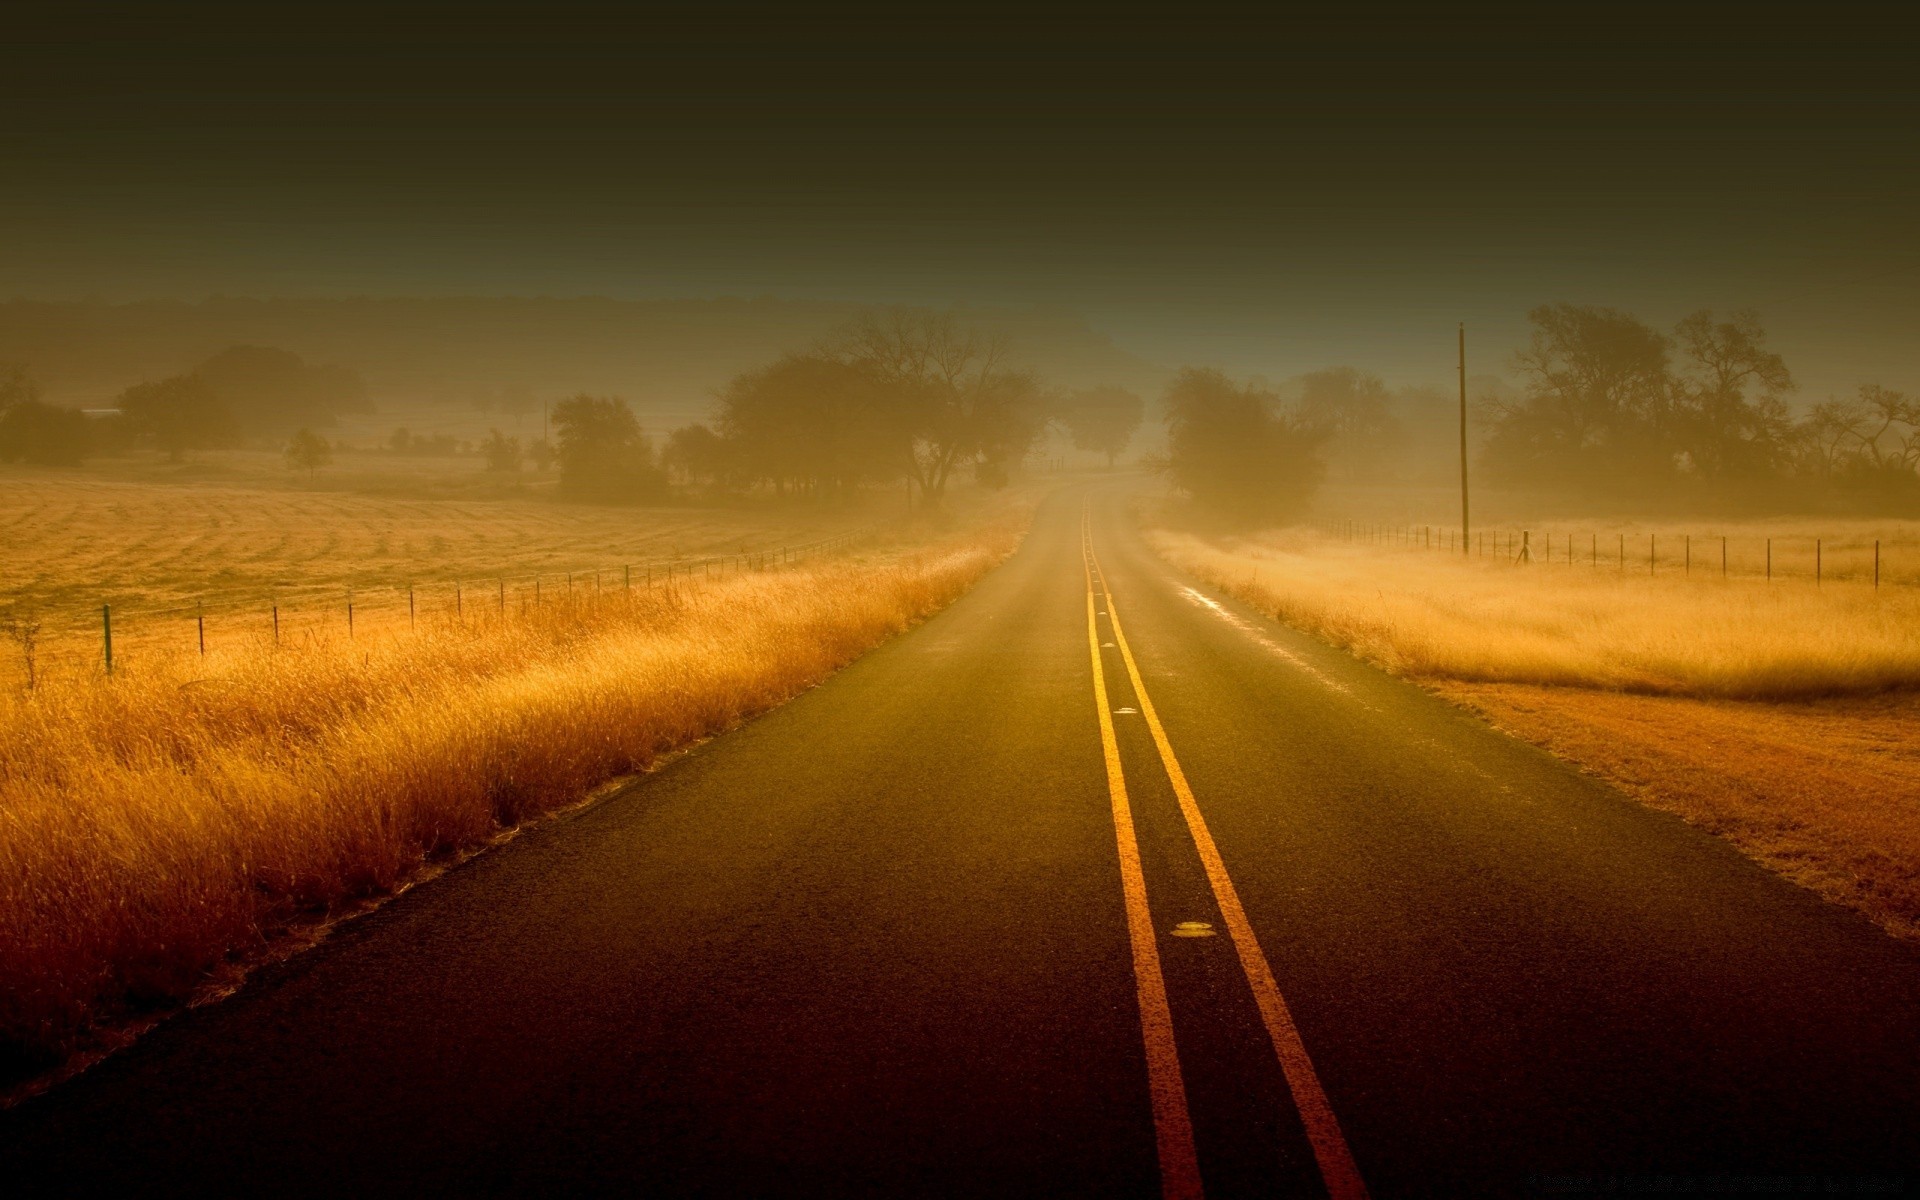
{"left": 1083, "top": 512, "right": 1203, "bottom": 1200}
{"left": 1089, "top": 537, "right": 1371, "bottom": 1200}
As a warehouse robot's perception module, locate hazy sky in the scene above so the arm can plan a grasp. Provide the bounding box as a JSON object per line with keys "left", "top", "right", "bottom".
{"left": 5, "top": 4, "right": 1917, "bottom": 395}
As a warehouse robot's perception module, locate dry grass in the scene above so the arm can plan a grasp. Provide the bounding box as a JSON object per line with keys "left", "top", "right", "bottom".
{"left": 1148, "top": 524, "right": 1920, "bottom": 700}
{"left": 1149, "top": 512, "right": 1920, "bottom": 940}
{"left": 0, "top": 511, "right": 1026, "bottom": 1080}
{"left": 0, "top": 470, "right": 894, "bottom": 683}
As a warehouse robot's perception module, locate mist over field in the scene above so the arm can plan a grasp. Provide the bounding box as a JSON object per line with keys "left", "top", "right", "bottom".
{"left": 4, "top": 5, "right": 1920, "bottom": 1193}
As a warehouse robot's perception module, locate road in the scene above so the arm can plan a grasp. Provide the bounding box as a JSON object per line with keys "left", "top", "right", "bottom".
{"left": 4, "top": 484, "right": 1919, "bottom": 1197}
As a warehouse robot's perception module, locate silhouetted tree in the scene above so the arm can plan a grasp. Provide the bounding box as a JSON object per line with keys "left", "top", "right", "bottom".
{"left": 1670, "top": 309, "right": 1796, "bottom": 482}
{"left": 1292, "top": 367, "right": 1403, "bottom": 481}
{"left": 1057, "top": 386, "right": 1145, "bottom": 469}
{"left": 118, "top": 374, "right": 235, "bottom": 461}
{"left": 0, "top": 401, "right": 91, "bottom": 466}
{"left": 0, "top": 363, "right": 36, "bottom": 411}
{"left": 1163, "top": 368, "right": 1324, "bottom": 523}
{"left": 1482, "top": 304, "right": 1674, "bottom": 494}
{"left": 195, "top": 345, "right": 371, "bottom": 434}
{"left": 551, "top": 394, "right": 666, "bottom": 502}
{"left": 840, "top": 310, "right": 1043, "bottom": 505}
{"left": 716, "top": 353, "right": 899, "bottom": 497}
{"left": 283, "top": 428, "right": 333, "bottom": 476}
{"left": 481, "top": 428, "right": 523, "bottom": 472}
{"left": 664, "top": 423, "right": 735, "bottom": 491}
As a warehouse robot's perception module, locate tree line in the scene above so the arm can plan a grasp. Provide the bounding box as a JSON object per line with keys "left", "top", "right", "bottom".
{"left": 660, "top": 310, "right": 1143, "bottom": 506}
{"left": 1482, "top": 304, "right": 1916, "bottom": 509}
{"left": 0, "top": 345, "right": 369, "bottom": 467}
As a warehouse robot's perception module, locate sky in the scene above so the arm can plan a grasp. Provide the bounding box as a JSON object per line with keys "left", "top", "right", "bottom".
{"left": 4, "top": 3, "right": 1918, "bottom": 395}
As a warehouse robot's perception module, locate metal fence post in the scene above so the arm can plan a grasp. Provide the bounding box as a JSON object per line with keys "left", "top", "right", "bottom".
{"left": 103, "top": 604, "right": 113, "bottom": 676}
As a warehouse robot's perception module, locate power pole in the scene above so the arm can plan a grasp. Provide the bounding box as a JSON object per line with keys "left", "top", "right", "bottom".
{"left": 1458, "top": 322, "right": 1470, "bottom": 555}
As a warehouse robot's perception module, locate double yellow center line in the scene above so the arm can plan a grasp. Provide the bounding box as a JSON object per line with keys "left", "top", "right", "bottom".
{"left": 1082, "top": 505, "right": 1369, "bottom": 1200}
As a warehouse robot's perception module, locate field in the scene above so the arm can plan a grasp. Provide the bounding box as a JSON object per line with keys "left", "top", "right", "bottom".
{"left": 1148, "top": 509, "right": 1920, "bottom": 940}
{"left": 0, "top": 464, "right": 905, "bottom": 686}
{"left": 0, "top": 465, "right": 1029, "bottom": 1083}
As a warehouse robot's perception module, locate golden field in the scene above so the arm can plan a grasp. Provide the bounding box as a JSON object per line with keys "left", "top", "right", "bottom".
{"left": 1149, "top": 515, "right": 1920, "bottom": 940}
{"left": 0, "top": 474, "right": 1028, "bottom": 1080}
{"left": 0, "top": 467, "right": 893, "bottom": 684}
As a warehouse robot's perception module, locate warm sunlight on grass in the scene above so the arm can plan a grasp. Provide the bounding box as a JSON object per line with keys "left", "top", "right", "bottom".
{"left": 1148, "top": 524, "right": 1920, "bottom": 700}
{"left": 0, "top": 515, "right": 1024, "bottom": 1076}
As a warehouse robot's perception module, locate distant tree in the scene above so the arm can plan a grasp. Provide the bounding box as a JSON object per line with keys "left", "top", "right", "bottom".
{"left": 1481, "top": 304, "right": 1674, "bottom": 494}
{"left": 551, "top": 394, "right": 666, "bottom": 502}
{"left": 497, "top": 384, "right": 538, "bottom": 424}
{"left": 1796, "top": 384, "right": 1920, "bottom": 506}
{"left": 388, "top": 426, "right": 413, "bottom": 454}
{"left": 664, "top": 423, "right": 734, "bottom": 490}
{"left": 1056, "top": 385, "right": 1145, "bottom": 469}
{"left": 284, "top": 428, "right": 333, "bottom": 476}
{"left": 195, "top": 345, "right": 371, "bottom": 434}
{"left": 839, "top": 310, "right": 1044, "bottom": 505}
{"left": 1670, "top": 310, "right": 1796, "bottom": 482}
{"left": 0, "top": 363, "right": 38, "bottom": 412}
{"left": 481, "top": 428, "right": 523, "bottom": 472}
{"left": 528, "top": 437, "right": 553, "bottom": 472}
{"left": 1163, "top": 368, "right": 1324, "bottom": 523}
{"left": 0, "top": 401, "right": 92, "bottom": 466}
{"left": 117, "top": 374, "right": 236, "bottom": 461}
{"left": 1292, "top": 368, "right": 1402, "bottom": 481}
{"left": 716, "top": 353, "right": 899, "bottom": 498}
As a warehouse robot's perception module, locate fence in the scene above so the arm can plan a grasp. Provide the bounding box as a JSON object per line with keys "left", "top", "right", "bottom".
{"left": 1, "top": 524, "right": 885, "bottom": 685}
{"left": 1312, "top": 519, "right": 1913, "bottom": 590}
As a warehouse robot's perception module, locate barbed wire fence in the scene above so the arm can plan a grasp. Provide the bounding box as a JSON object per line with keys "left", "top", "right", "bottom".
{"left": 2, "top": 523, "right": 887, "bottom": 685}
{"left": 1312, "top": 518, "right": 1909, "bottom": 590}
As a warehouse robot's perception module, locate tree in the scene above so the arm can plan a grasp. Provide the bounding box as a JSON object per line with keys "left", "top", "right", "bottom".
{"left": 1671, "top": 310, "right": 1796, "bottom": 482}
{"left": 0, "top": 401, "right": 92, "bottom": 466}
{"left": 0, "top": 363, "right": 37, "bottom": 411}
{"left": 551, "top": 394, "right": 666, "bottom": 502}
{"left": 284, "top": 428, "right": 333, "bottom": 476}
{"left": 195, "top": 345, "right": 371, "bottom": 434}
{"left": 481, "top": 428, "right": 523, "bottom": 472}
{"left": 1292, "top": 368, "right": 1402, "bottom": 481}
{"left": 1163, "top": 368, "right": 1324, "bottom": 523}
{"left": 716, "top": 353, "right": 899, "bottom": 498}
{"left": 837, "top": 310, "right": 1045, "bottom": 505}
{"left": 1056, "top": 386, "right": 1145, "bottom": 469}
{"left": 664, "top": 423, "right": 734, "bottom": 490}
{"left": 1482, "top": 304, "right": 1674, "bottom": 494}
{"left": 118, "top": 374, "right": 235, "bottom": 461}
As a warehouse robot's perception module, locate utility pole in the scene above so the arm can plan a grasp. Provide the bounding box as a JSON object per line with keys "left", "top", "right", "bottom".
{"left": 1458, "top": 322, "right": 1470, "bottom": 555}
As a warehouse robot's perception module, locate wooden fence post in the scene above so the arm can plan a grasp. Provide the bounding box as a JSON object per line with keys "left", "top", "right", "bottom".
{"left": 198, "top": 601, "right": 206, "bottom": 656}
{"left": 102, "top": 604, "right": 113, "bottom": 676}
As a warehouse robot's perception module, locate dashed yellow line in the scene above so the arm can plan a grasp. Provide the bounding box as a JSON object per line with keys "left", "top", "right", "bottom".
{"left": 1083, "top": 510, "right": 1204, "bottom": 1200}
{"left": 1088, "top": 525, "right": 1370, "bottom": 1200}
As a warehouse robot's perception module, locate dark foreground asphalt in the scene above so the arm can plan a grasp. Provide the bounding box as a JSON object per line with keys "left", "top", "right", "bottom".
{"left": 4, "top": 485, "right": 1919, "bottom": 1198}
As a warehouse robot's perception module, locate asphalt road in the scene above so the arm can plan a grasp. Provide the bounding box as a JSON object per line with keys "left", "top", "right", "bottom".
{"left": 5, "top": 485, "right": 1919, "bottom": 1197}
